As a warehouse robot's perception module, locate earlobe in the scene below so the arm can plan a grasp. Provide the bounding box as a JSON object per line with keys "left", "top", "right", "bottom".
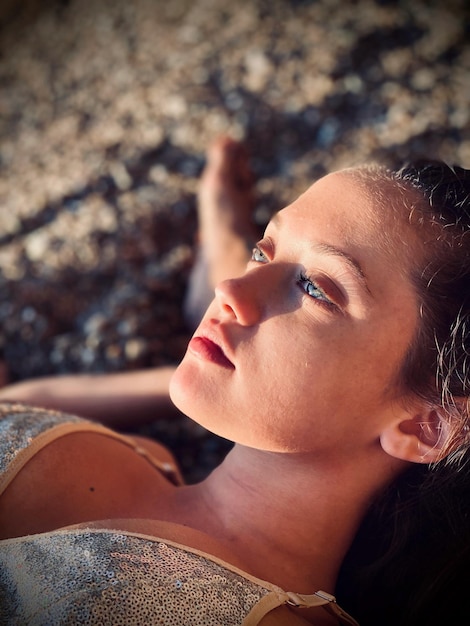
{"left": 380, "top": 408, "right": 449, "bottom": 464}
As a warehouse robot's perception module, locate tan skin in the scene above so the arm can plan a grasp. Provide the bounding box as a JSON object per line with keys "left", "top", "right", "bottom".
{"left": 0, "top": 139, "right": 451, "bottom": 625}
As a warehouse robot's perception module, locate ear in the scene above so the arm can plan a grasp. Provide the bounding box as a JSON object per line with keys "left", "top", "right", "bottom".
{"left": 380, "top": 407, "right": 450, "bottom": 464}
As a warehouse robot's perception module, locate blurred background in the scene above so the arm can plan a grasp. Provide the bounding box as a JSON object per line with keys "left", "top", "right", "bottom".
{"left": 0, "top": 0, "right": 469, "bottom": 480}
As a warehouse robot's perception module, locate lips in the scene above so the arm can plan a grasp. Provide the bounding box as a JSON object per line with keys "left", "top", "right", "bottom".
{"left": 188, "top": 335, "right": 235, "bottom": 369}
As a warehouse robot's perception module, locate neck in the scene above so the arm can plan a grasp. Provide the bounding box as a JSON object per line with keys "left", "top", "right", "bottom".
{"left": 170, "top": 443, "right": 406, "bottom": 594}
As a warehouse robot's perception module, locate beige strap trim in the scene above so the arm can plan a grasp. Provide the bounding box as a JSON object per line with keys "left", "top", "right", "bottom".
{"left": 322, "top": 598, "right": 361, "bottom": 626}
{"left": 242, "top": 590, "right": 289, "bottom": 626}
{"left": 0, "top": 421, "right": 181, "bottom": 496}
{"left": 286, "top": 591, "right": 360, "bottom": 626}
{"left": 243, "top": 589, "right": 360, "bottom": 626}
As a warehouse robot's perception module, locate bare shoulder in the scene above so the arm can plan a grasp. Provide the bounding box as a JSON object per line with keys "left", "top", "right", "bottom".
{"left": 0, "top": 430, "right": 177, "bottom": 540}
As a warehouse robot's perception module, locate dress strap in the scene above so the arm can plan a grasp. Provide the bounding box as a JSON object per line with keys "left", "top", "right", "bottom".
{"left": 0, "top": 403, "right": 182, "bottom": 497}
{"left": 289, "top": 590, "right": 360, "bottom": 625}
{"left": 243, "top": 588, "right": 360, "bottom": 626}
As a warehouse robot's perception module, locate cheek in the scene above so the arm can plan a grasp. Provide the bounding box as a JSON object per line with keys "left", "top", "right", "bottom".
{"left": 272, "top": 319, "right": 399, "bottom": 413}
{"left": 340, "top": 332, "right": 408, "bottom": 398}
{"left": 169, "top": 351, "right": 244, "bottom": 427}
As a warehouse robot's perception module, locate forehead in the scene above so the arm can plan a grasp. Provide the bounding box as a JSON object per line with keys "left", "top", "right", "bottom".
{"left": 284, "top": 170, "right": 425, "bottom": 267}
{"left": 271, "top": 171, "right": 428, "bottom": 307}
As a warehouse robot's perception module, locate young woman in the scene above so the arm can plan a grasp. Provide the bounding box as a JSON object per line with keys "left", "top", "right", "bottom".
{"left": 1, "top": 138, "right": 469, "bottom": 625}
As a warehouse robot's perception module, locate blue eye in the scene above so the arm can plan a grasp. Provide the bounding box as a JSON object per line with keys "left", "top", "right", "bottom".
{"left": 252, "top": 246, "right": 337, "bottom": 309}
{"left": 298, "top": 273, "right": 332, "bottom": 305}
{"left": 251, "top": 246, "right": 268, "bottom": 263}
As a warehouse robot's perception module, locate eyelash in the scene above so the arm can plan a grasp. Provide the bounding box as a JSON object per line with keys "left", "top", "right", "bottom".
{"left": 251, "top": 246, "right": 336, "bottom": 309}
{"left": 297, "top": 273, "right": 334, "bottom": 307}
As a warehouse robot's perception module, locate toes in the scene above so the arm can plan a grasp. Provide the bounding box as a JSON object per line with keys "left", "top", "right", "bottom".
{"left": 204, "top": 136, "right": 252, "bottom": 191}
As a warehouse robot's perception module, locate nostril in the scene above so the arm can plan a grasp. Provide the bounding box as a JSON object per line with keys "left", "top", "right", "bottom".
{"left": 215, "top": 280, "right": 237, "bottom": 317}
{"left": 221, "top": 301, "right": 236, "bottom": 315}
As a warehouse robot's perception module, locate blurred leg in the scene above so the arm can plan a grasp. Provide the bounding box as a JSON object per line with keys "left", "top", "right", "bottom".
{"left": 184, "top": 136, "right": 258, "bottom": 328}
{"left": 0, "top": 137, "right": 259, "bottom": 428}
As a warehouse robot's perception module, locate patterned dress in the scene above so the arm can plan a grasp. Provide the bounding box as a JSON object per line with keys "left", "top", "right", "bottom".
{"left": 0, "top": 403, "right": 359, "bottom": 625}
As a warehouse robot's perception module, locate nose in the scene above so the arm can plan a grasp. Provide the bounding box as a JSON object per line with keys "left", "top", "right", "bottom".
{"left": 214, "top": 271, "right": 266, "bottom": 326}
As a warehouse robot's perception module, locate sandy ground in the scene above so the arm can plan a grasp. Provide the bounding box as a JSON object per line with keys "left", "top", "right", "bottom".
{"left": 0, "top": 0, "right": 469, "bottom": 480}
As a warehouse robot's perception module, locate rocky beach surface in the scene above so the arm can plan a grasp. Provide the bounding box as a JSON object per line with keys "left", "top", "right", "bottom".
{"left": 0, "top": 0, "right": 469, "bottom": 481}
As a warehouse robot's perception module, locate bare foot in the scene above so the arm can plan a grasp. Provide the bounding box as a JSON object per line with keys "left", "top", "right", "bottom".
{"left": 184, "top": 136, "right": 258, "bottom": 328}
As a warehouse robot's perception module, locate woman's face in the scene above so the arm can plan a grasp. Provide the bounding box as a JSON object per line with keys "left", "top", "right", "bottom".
{"left": 170, "top": 171, "right": 422, "bottom": 457}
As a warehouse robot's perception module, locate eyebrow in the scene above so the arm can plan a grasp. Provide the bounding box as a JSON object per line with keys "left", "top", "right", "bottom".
{"left": 270, "top": 212, "right": 372, "bottom": 296}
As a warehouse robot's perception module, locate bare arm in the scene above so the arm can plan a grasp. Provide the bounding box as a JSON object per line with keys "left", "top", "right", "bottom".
{"left": 0, "top": 366, "right": 180, "bottom": 428}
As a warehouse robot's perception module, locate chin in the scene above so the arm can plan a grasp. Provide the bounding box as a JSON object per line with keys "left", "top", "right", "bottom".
{"left": 168, "top": 362, "right": 192, "bottom": 416}
{"left": 168, "top": 358, "right": 212, "bottom": 423}
{"left": 169, "top": 360, "right": 232, "bottom": 442}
